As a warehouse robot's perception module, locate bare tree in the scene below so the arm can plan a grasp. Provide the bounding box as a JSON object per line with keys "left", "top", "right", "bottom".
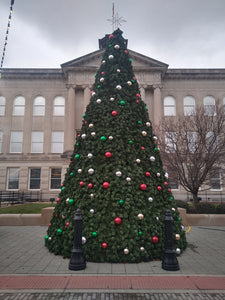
{"left": 157, "top": 101, "right": 225, "bottom": 207}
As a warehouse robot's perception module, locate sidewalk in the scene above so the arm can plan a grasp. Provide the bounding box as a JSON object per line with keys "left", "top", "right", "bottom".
{"left": 0, "top": 226, "right": 225, "bottom": 299}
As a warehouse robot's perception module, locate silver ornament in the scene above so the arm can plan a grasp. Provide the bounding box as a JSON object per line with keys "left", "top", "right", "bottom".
{"left": 114, "top": 44, "right": 120, "bottom": 49}
{"left": 91, "top": 92, "right": 96, "bottom": 96}
{"left": 90, "top": 209, "right": 94, "bottom": 214}
{"left": 176, "top": 234, "right": 180, "bottom": 240}
{"left": 117, "top": 69, "right": 121, "bottom": 73}
{"left": 66, "top": 198, "right": 69, "bottom": 204}
{"left": 82, "top": 237, "right": 87, "bottom": 244}
{"left": 100, "top": 77, "right": 104, "bottom": 82}
{"left": 116, "top": 171, "right": 122, "bottom": 177}
{"left": 136, "top": 159, "right": 141, "bottom": 164}
{"left": 140, "top": 247, "right": 145, "bottom": 251}
{"left": 142, "top": 131, "right": 147, "bottom": 136}
{"left": 126, "top": 177, "right": 131, "bottom": 182}
{"left": 157, "top": 173, "right": 161, "bottom": 177}
{"left": 88, "top": 168, "right": 94, "bottom": 175}
{"left": 150, "top": 156, "right": 155, "bottom": 162}
{"left": 176, "top": 248, "right": 181, "bottom": 255}
{"left": 87, "top": 153, "right": 93, "bottom": 159}
{"left": 153, "top": 136, "right": 158, "bottom": 140}
{"left": 81, "top": 134, "right": 86, "bottom": 139}
{"left": 77, "top": 169, "right": 82, "bottom": 174}
{"left": 127, "top": 81, "right": 132, "bottom": 86}
{"left": 109, "top": 136, "right": 113, "bottom": 140}
{"left": 146, "top": 122, "right": 151, "bottom": 127}
{"left": 148, "top": 197, "right": 153, "bottom": 202}
{"left": 89, "top": 123, "right": 94, "bottom": 128}
{"left": 138, "top": 213, "right": 144, "bottom": 220}
{"left": 156, "top": 217, "right": 159, "bottom": 221}
{"left": 91, "top": 132, "right": 96, "bottom": 137}
{"left": 165, "top": 172, "right": 169, "bottom": 179}
{"left": 48, "top": 237, "right": 52, "bottom": 241}
{"left": 124, "top": 248, "right": 129, "bottom": 254}
{"left": 102, "top": 60, "right": 106, "bottom": 64}
{"left": 116, "top": 85, "right": 122, "bottom": 90}
{"left": 172, "top": 208, "right": 176, "bottom": 211}
{"left": 90, "top": 193, "right": 94, "bottom": 198}
{"left": 108, "top": 55, "right": 114, "bottom": 60}
{"left": 96, "top": 99, "right": 101, "bottom": 104}
{"left": 110, "top": 97, "right": 115, "bottom": 101}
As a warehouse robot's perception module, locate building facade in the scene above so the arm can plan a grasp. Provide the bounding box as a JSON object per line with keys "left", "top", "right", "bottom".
{"left": 0, "top": 36, "right": 225, "bottom": 201}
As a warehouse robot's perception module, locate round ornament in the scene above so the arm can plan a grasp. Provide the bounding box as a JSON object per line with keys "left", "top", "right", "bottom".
{"left": 114, "top": 44, "right": 120, "bottom": 49}
{"left": 152, "top": 236, "right": 159, "bottom": 244}
{"left": 48, "top": 237, "right": 52, "bottom": 241}
{"left": 148, "top": 197, "right": 153, "bottom": 202}
{"left": 116, "top": 85, "right": 122, "bottom": 90}
{"left": 178, "top": 217, "right": 182, "bottom": 221}
{"left": 165, "top": 172, "right": 169, "bottom": 179}
{"left": 156, "top": 217, "right": 159, "bottom": 221}
{"left": 62, "top": 215, "right": 65, "bottom": 219}
{"left": 138, "top": 213, "right": 144, "bottom": 220}
{"left": 102, "top": 243, "right": 107, "bottom": 249}
{"left": 157, "top": 186, "right": 162, "bottom": 191}
{"left": 78, "top": 168, "right": 82, "bottom": 174}
{"left": 88, "top": 153, "right": 93, "bottom": 159}
{"left": 127, "top": 81, "right": 132, "bottom": 86}
{"left": 145, "top": 172, "right": 150, "bottom": 177}
{"left": 91, "top": 91, "right": 96, "bottom": 96}
{"left": 56, "top": 198, "right": 59, "bottom": 203}
{"left": 140, "top": 247, "right": 145, "bottom": 251}
{"left": 57, "top": 229, "right": 63, "bottom": 236}
{"left": 90, "top": 193, "right": 94, "bottom": 198}
{"left": 176, "top": 248, "right": 181, "bottom": 255}
{"left": 75, "top": 154, "right": 80, "bottom": 160}
{"left": 115, "top": 171, "right": 122, "bottom": 177}
{"left": 114, "top": 217, "right": 122, "bottom": 225}
{"left": 117, "top": 69, "right": 120, "bottom": 73}
{"left": 172, "top": 208, "right": 176, "bottom": 211}
{"left": 90, "top": 209, "right": 94, "bottom": 214}
{"left": 96, "top": 99, "right": 101, "bottom": 104}
{"left": 124, "top": 50, "right": 128, "bottom": 54}
{"left": 103, "top": 182, "right": 109, "bottom": 189}
{"left": 100, "top": 136, "right": 106, "bottom": 141}
{"left": 105, "top": 152, "right": 112, "bottom": 158}
{"left": 92, "top": 232, "right": 97, "bottom": 237}
{"left": 69, "top": 199, "right": 74, "bottom": 205}
{"left": 124, "top": 248, "right": 129, "bottom": 254}
{"left": 102, "top": 60, "right": 106, "bottom": 64}
{"left": 146, "top": 122, "right": 151, "bottom": 127}
{"left": 110, "top": 97, "right": 114, "bottom": 101}
{"left": 82, "top": 237, "right": 87, "bottom": 244}
{"left": 136, "top": 159, "right": 141, "bottom": 164}
{"left": 142, "top": 131, "right": 147, "bottom": 136}
{"left": 136, "top": 93, "right": 140, "bottom": 98}
{"left": 79, "top": 181, "right": 84, "bottom": 187}
{"left": 126, "top": 177, "right": 131, "bottom": 182}
{"left": 66, "top": 222, "right": 69, "bottom": 227}
{"left": 101, "top": 71, "right": 104, "bottom": 75}
{"left": 108, "top": 55, "right": 114, "bottom": 60}
{"left": 66, "top": 198, "right": 69, "bottom": 204}
{"left": 140, "top": 184, "right": 147, "bottom": 191}
{"left": 128, "top": 140, "right": 133, "bottom": 144}
{"left": 88, "top": 183, "right": 93, "bottom": 189}
{"left": 88, "top": 168, "right": 94, "bottom": 175}
{"left": 45, "top": 235, "right": 49, "bottom": 241}
{"left": 157, "top": 173, "right": 161, "bottom": 177}
{"left": 150, "top": 156, "right": 155, "bottom": 162}
{"left": 109, "top": 136, "right": 114, "bottom": 140}
{"left": 176, "top": 234, "right": 180, "bottom": 240}
{"left": 120, "top": 100, "right": 125, "bottom": 106}
{"left": 141, "top": 146, "right": 145, "bottom": 150}
{"left": 168, "top": 188, "right": 172, "bottom": 193}
{"left": 81, "top": 134, "right": 86, "bottom": 139}
{"left": 111, "top": 110, "right": 117, "bottom": 116}
{"left": 109, "top": 34, "right": 114, "bottom": 39}
{"left": 138, "top": 230, "right": 143, "bottom": 236}
{"left": 164, "top": 181, "right": 168, "bottom": 186}
{"left": 119, "top": 199, "right": 124, "bottom": 205}
{"left": 100, "top": 77, "right": 104, "bottom": 82}
{"left": 136, "top": 100, "right": 139, "bottom": 103}
{"left": 49, "top": 223, "right": 51, "bottom": 227}
{"left": 91, "top": 132, "right": 96, "bottom": 137}
{"left": 70, "top": 172, "right": 74, "bottom": 176}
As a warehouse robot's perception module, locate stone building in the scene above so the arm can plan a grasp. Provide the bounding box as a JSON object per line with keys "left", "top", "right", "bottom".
{"left": 0, "top": 35, "right": 225, "bottom": 201}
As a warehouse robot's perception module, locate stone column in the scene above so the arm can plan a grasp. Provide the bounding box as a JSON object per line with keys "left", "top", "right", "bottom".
{"left": 83, "top": 86, "right": 91, "bottom": 115}
{"left": 153, "top": 85, "right": 162, "bottom": 128}
{"left": 65, "top": 85, "right": 76, "bottom": 153}
{"left": 140, "top": 86, "right": 146, "bottom": 102}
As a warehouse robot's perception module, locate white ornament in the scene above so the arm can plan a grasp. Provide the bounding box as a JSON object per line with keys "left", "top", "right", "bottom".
{"left": 114, "top": 44, "right": 120, "bottom": 49}
{"left": 153, "top": 136, "right": 158, "bottom": 140}
{"left": 87, "top": 153, "right": 93, "bottom": 159}
{"left": 176, "top": 248, "right": 181, "bottom": 255}
{"left": 116, "top": 171, "right": 122, "bottom": 177}
{"left": 48, "top": 237, "right": 52, "bottom": 241}
{"left": 89, "top": 123, "right": 94, "bottom": 128}
{"left": 148, "top": 197, "right": 153, "bottom": 202}
{"left": 102, "top": 60, "right": 106, "bottom": 64}
{"left": 172, "top": 207, "right": 176, "bottom": 211}
{"left": 127, "top": 81, "right": 132, "bottom": 86}
{"left": 90, "top": 193, "right": 94, "bottom": 198}
{"left": 100, "top": 77, "right": 104, "bottom": 82}
{"left": 140, "top": 247, "right": 145, "bottom": 251}
{"left": 136, "top": 159, "right": 141, "bottom": 164}
{"left": 90, "top": 209, "right": 94, "bottom": 214}
{"left": 109, "top": 136, "right": 113, "bottom": 140}
{"left": 82, "top": 237, "right": 87, "bottom": 244}
{"left": 142, "top": 131, "right": 147, "bottom": 136}
{"left": 62, "top": 215, "right": 65, "bottom": 219}
{"left": 91, "top": 132, "right": 96, "bottom": 137}
{"left": 181, "top": 225, "right": 185, "bottom": 231}
{"left": 165, "top": 172, "right": 169, "bottom": 179}
{"left": 157, "top": 173, "right": 161, "bottom": 177}
{"left": 91, "top": 92, "right": 96, "bottom": 97}
{"left": 66, "top": 198, "right": 70, "bottom": 204}
{"left": 176, "top": 234, "right": 180, "bottom": 240}
{"left": 110, "top": 97, "right": 115, "bottom": 101}
{"left": 124, "top": 248, "right": 129, "bottom": 254}
{"left": 156, "top": 217, "right": 159, "bottom": 221}
{"left": 96, "top": 99, "right": 101, "bottom": 104}
{"left": 108, "top": 55, "right": 114, "bottom": 60}
{"left": 117, "top": 69, "right": 121, "bottom": 73}
{"left": 138, "top": 213, "right": 144, "bottom": 220}
{"left": 81, "top": 134, "right": 86, "bottom": 139}
{"left": 126, "top": 177, "right": 131, "bottom": 182}
{"left": 116, "top": 85, "right": 122, "bottom": 90}
{"left": 78, "top": 169, "right": 82, "bottom": 174}
{"left": 88, "top": 168, "right": 94, "bottom": 175}
{"left": 146, "top": 122, "right": 151, "bottom": 127}
{"left": 150, "top": 156, "right": 155, "bottom": 162}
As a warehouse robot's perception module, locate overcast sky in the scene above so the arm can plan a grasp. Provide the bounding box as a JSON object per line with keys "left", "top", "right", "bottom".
{"left": 0, "top": 0, "right": 225, "bottom": 69}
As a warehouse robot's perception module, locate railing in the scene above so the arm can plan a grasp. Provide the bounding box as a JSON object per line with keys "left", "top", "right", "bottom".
{"left": 0, "top": 191, "right": 42, "bottom": 207}
{"left": 186, "top": 190, "right": 225, "bottom": 203}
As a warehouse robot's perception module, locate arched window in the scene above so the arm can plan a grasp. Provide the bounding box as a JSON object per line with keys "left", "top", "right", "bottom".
{"left": 164, "top": 96, "right": 176, "bottom": 116}
{"left": 53, "top": 96, "right": 65, "bottom": 116}
{"left": 33, "top": 96, "right": 45, "bottom": 116}
{"left": 183, "top": 96, "right": 195, "bottom": 116}
{"left": 204, "top": 96, "right": 216, "bottom": 116}
{"left": 0, "top": 96, "right": 6, "bottom": 116}
{"left": 13, "top": 96, "right": 25, "bottom": 116}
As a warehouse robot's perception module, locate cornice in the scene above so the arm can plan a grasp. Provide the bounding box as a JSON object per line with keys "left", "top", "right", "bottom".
{"left": 165, "top": 69, "right": 225, "bottom": 80}
{"left": 0, "top": 68, "right": 65, "bottom": 80}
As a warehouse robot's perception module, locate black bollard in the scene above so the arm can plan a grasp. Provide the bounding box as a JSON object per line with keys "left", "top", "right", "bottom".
{"left": 162, "top": 209, "right": 180, "bottom": 271}
{"left": 69, "top": 208, "right": 86, "bottom": 270}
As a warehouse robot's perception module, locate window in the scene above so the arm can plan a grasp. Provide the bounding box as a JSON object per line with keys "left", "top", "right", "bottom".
{"left": 206, "top": 131, "right": 217, "bottom": 152}
{"left": 7, "top": 168, "right": 20, "bottom": 190}
{"left": 164, "top": 96, "right": 176, "bottom": 116}
{"left": 33, "top": 96, "right": 45, "bottom": 116}
{"left": 10, "top": 131, "right": 23, "bottom": 153}
{"left": 31, "top": 131, "right": 44, "bottom": 153}
{"left": 187, "top": 131, "right": 198, "bottom": 153}
{"left": 29, "top": 168, "right": 41, "bottom": 189}
{"left": 51, "top": 131, "right": 64, "bottom": 153}
{"left": 165, "top": 131, "right": 177, "bottom": 153}
{"left": 50, "top": 168, "right": 61, "bottom": 189}
{"left": 204, "top": 96, "right": 216, "bottom": 116}
{"left": 184, "top": 96, "right": 195, "bottom": 116}
{"left": 53, "top": 96, "right": 65, "bottom": 116}
{"left": 210, "top": 169, "right": 221, "bottom": 190}
{"left": 13, "top": 96, "right": 25, "bottom": 116}
{"left": 0, "top": 96, "right": 6, "bottom": 116}
{"left": 0, "top": 131, "right": 2, "bottom": 152}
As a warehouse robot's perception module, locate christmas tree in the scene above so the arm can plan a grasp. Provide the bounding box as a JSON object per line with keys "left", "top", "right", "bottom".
{"left": 45, "top": 29, "right": 187, "bottom": 263}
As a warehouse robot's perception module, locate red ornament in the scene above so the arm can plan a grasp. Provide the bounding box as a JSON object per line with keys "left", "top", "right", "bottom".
{"left": 55, "top": 214, "right": 58, "bottom": 218}
{"left": 90, "top": 90, "right": 94, "bottom": 94}
{"left": 102, "top": 242, "right": 108, "bottom": 249}
{"left": 66, "top": 222, "right": 69, "bottom": 227}
{"left": 136, "top": 93, "right": 140, "bottom": 98}
{"left": 145, "top": 172, "right": 150, "bottom": 177}
{"left": 168, "top": 188, "right": 171, "bottom": 192}
{"left": 164, "top": 181, "right": 168, "bottom": 186}
{"left": 88, "top": 183, "right": 93, "bottom": 189}
{"left": 56, "top": 198, "right": 60, "bottom": 203}
{"left": 136, "top": 100, "right": 139, "bottom": 104}
{"left": 111, "top": 110, "right": 117, "bottom": 116}
{"left": 140, "top": 184, "right": 147, "bottom": 191}
{"left": 141, "top": 146, "right": 145, "bottom": 150}
{"left": 157, "top": 186, "right": 162, "bottom": 191}
{"left": 79, "top": 181, "right": 84, "bottom": 187}
{"left": 105, "top": 152, "right": 112, "bottom": 158}
{"left": 101, "top": 71, "right": 104, "bottom": 75}
{"left": 152, "top": 236, "right": 159, "bottom": 244}
{"left": 133, "top": 77, "right": 136, "bottom": 81}
{"left": 103, "top": 182, "right": 109, "bottom": 189}
{"left": 114, "top": 217, "right": 122, "bottom": 225}
{"left": 49, "top": 223, "right": 51, "bottom": 227}
{"left": 124, "top": 50, "right": 128, "bottom": 54}
{"left": 84, "top": 121, "right": 87, "bottom": 125}
{"left": 61, "top": 184, "right": 63, "bottom": 187}
{"left": 109, "top": 34, "right": 114, "bottom": 39}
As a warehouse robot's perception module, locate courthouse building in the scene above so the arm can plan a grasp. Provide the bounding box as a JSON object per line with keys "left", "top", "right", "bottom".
{"left": 0, "top": 35, "right": 225, "bottom": 201}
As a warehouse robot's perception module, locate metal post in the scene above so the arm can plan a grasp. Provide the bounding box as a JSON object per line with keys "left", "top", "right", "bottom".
{"left": 69, "top": 208, "right": 86, "bottom": 270}
{"left": 162, "top": 209, "right": 180, "bottom": 271}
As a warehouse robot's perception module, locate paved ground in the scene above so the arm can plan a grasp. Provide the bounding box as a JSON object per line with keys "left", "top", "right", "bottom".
{"left": 0, "top": 226, "right": 225, "bottom": 299}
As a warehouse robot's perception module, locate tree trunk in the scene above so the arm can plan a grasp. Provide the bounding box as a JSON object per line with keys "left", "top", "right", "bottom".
{"left": 192, "top": 192, "right": 199, "bottom": 209}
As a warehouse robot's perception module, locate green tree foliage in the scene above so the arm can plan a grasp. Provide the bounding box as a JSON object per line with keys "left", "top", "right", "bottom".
{"left": 45, "top": 29, "right": 187, "bottom": 263}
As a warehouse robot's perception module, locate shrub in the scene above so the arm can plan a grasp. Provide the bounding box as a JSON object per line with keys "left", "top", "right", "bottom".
{"left": 175, "top": 200, "right": 189, "bottom": 210}
{"left": 195, "top": 203, "right": 216, "bottom": 214}
{"left": 215, "top": 204, "right": 225, "bottom": 214}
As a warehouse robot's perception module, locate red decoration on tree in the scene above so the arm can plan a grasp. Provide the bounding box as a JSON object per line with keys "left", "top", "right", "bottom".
{"left": 109, "top": 34, "right": 114, "bottom": 39}
{"left": 152, "top": 236, "right": 159, "bottom": 244}
{"left": 55, "top": 214, "right": 58, "bottom": 218}
{"left": 79, "top": 181, "right": 84, "bottom": 187}
{"left": 114, "top": 217, "right": 122, "bottom": 225}
{"left": 141, "top": 147, "right": 145, "bottom": 150}
{"left": 56, "top": 198, "right": 60, "bottom": 203}
{"left": 105, "top": 152, "right": 112, "bottom": 158}
{"left": 164, "top": 182, "right": 168, "bottom": 186}
{"left": 136, "top": 100, "right": 139, "bottom": 104}
{"left": 88, "top": 183, "right": 93, "bottom": 189}
{"left": 145, "top": 172, "right": 150, "bottom": 177}
{"left": 136, "top": 93, "right": 140, "bottom": 98}
{"left": 111, "top": 110, "right": 117, "bottom": 116}
{"left": 69, "top": 160, "right": 72, "bottom": 164}
{"left": 140, "top": 184, "right": 147, "bottom": 191}
{"left": 66, "top": 222, "right": 69, "bottom": 227}
{"left": 157, "top": 186, "right": 162, "bottom": 191}
{"left": 101, "top": 72, "right": 104, "bottom": 75}
{"left": 124, "top": 50, "right": 128, "bottom": 54}
{"left": 168, "top": 188, "right": 171, "bottom": 192}
{"left": 133, "top": 77, "right": 136, "bottom": 81}
{"left": 103, "top": 182, "right": 109, "bottom": 189}
{"left": 49, "top": 223, "right": 51, "bottom": 227}
{"left": 102, "top": 242, "right": 108, "bottom": 249}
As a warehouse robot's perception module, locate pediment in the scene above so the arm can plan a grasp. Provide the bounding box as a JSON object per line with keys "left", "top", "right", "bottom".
{"left": 61, "top": 49, "right": 168, "bottom": 74}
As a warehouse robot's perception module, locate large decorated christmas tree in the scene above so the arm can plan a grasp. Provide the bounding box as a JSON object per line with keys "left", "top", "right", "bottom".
{"left": 45, "top": 29, "right": 187, "bottom": 263}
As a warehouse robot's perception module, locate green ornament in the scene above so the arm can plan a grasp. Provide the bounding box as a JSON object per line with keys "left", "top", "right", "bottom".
{"left": 178, "top": 217, "right": 182, "bottom": 221}
{"left": 92, "top": 231, "right": 97, "bottom": 237}
{"left": 109, "top": 44, "right": 112, "bottom": 47}
{"left": 119, "top": 199, "right": 124, "bottom": 205}
{"left": 131, "top": 79, "right": 134, "bottom": 83}
{"left": 45, "top": 235, "right": 49, "bottom": 240}
{"left": 120, "top": 100, "right": 125, "bottom": 106}
{"left": 138, "top": 121, "right": 142, "bottom": 124}
{"left": 69, "top": 199, "right": 74, "bottom": 205}
{"left": 170, "top": 196, "right": 174, "bottom": 200}
{"left": 138, "top": 230, "right": 143, "bottom": 236}
{"left": 57, "top": 229, "right": 62, "bottom": 236}
{"left": 145, "top": 106, "right": 148, "bottom": 111}
{"left": 154, "top": 147, "right": 158, "bottom": 152}
{"left": 128, "top": 140, "right": 133, "bottom": 144}
{"left": 100, "top": 136, "right": 106, "bottom": 141}
{"left": 129, "top": 58, "right": 132, "bottom": 63}
{"left": 75, "top": 154, "right": 80, "bottom": 159}
{"left": 82, "top": 114, "right": 86, "bottom": 118}
{"left": 70, "top": 172, "right": 74, "bottom": 176}
{"left": 94, "top": 73, "right": 97, "bottom": 77}
{"left": 61, "top": 186, "right": 65, "bottom": 191}
{"left": 97, "top": 85, "right": 101, "bottom": 89}
{"left": 76, "top": 143, "right": 79, "bottom": 146}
